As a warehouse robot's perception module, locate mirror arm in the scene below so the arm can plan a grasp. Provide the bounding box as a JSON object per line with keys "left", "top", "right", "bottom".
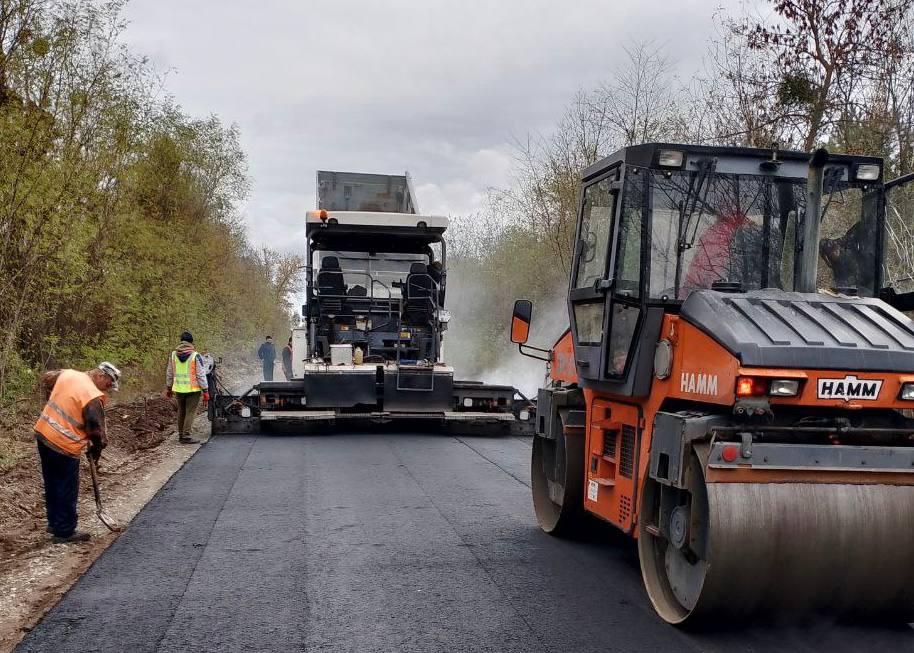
{"left": 518, "top": 343, "right": 551, "bottom": 361}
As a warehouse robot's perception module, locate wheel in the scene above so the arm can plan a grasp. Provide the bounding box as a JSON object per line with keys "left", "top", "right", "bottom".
{"left": 638, "top": 450, "right": 914, "bottom": 624}
{"left": 531, "top": 410, "right": 584, "bottom": 535}
{"left": 638, "top": 453, "right": 710, "bottom": 624}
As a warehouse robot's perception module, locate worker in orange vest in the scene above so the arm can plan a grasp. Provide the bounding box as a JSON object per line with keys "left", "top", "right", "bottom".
{"left": 165, "top": 331, "right": 210, "bottom": 444}
{"left": 34, "top": 362, "right": 120, "bottom": 543}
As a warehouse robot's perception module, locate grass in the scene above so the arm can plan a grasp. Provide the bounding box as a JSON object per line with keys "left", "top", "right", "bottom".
{"left": 0, "top": 397, "right": 39, "bottom": 473}
{"left": 0, "top": 436, "right": 29, "bottom": 473}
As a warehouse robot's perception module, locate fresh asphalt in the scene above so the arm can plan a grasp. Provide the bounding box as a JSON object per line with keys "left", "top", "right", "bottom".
{"left": 16, "top": 432, "right": 914, "bottom": 653}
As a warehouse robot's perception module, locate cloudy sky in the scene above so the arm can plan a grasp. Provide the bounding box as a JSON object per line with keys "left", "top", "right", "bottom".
{"left": 122, "top": 0, "right": 749, "bottom": 250}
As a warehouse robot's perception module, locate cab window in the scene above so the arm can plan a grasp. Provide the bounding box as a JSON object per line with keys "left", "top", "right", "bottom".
{"left": 575, "top": 177, "right": 615, "bottom": 288}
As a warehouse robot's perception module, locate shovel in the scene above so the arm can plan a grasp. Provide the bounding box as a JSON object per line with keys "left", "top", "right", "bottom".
{"left": 88, "top": 455, "right": 121, "bottom": 532}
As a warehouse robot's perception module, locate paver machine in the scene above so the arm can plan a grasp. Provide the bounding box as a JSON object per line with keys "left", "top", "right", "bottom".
{"left": 211, "top": 171, "right": 533, "bottom": 435}
{"left": 511, "top": 143, "right": 914, "bottom": 624}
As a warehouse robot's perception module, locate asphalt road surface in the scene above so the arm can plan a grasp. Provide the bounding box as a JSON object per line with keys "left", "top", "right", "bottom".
{"left": 17, "top": 433, "right": 914, "bottom": 652}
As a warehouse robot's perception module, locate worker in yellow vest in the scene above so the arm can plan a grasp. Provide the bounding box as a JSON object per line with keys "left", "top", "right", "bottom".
{"left": 165, "top": 331, "right": 210, "bottom": 444}
{"left": 34, "top": 362, "right": 120, "bottom": 543}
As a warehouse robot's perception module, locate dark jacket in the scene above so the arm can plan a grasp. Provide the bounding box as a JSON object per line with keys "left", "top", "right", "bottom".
{"left": 282, "top": 345, "right": 293, "bottom": 371}
{"left": 258, "top": 341, "right": 276, "bottom": 363}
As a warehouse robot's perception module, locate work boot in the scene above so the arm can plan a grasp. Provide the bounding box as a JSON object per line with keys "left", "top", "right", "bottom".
{"left": 179, "top": 435, "right": 200, "bottom": 444}
{"left": 51, "top": 531, "right": 91, "bottom": 544}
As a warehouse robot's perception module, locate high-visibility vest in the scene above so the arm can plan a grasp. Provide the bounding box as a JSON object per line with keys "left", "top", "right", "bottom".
{"left": 172, "top": 352, "right": 201, "bottom": 393}
{"left": 34, "top": 369, "right": 105, "bottom": 458}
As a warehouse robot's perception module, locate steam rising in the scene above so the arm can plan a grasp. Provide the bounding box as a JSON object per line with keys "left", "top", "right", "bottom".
{"left": 444, "top": 275, "right": 569, "bottom": 397}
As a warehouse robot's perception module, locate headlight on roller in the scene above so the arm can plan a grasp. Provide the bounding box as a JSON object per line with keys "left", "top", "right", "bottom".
{"left": 899, "top": 383, "right": 914, "bottom": 400}
{"left": 855, "top": 163, "right": 880, "bottom": 181}
{"left": 658, "top": 149, "right": 684, "bottom": 168}
{"left": 769, "top": 379, "right": 800, "bottom": 397}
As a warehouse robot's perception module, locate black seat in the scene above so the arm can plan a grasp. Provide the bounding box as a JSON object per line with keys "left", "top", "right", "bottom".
{"left": 404, "top": 262, "right": 436, "bottom": 326}
{"left": 317, "top": 256, "right": 347, "bottom": 323}
{"left": 317, "top": 256, "right": 346, "bottom": 297}
{"left": 405, "top": 262, "right": 434, "bottom": 300}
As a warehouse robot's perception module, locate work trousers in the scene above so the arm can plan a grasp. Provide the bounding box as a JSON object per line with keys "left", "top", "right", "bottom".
{"left": 262, "top": 360, "right": 274, "bottom": 381}
{"left": 37, "top": 438, "right": 80, "bottom": 537}
{"left": 175, "top": 391, "right": 201, "bottom": 436}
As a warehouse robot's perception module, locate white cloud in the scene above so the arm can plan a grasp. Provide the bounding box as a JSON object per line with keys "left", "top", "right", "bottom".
{"left": 122, "top": 0, "right": 745, "bottom": 248}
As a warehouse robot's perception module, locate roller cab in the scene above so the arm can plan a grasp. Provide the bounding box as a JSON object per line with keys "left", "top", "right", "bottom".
{"left": 515, "top": 143, "right": 914, "bottom": 624}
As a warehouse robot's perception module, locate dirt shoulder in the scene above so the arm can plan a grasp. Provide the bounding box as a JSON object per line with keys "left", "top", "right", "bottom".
{"left": 0, "top": 395, "right": 209, "bottom": 653}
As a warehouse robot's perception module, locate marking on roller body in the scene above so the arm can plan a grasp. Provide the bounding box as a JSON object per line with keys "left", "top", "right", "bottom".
{"left": 587, "top": 480, "right": 599, "bottom": 501}
{"left": 817, "top": 375, "right": 882, "bottom": 401}
{"left": 680, "top": 372, "right": 719, "bottom": 396}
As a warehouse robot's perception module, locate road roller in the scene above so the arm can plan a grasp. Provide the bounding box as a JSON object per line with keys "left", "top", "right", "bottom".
{"left": 511, "top": 142, "right": 914, "bottom": 624}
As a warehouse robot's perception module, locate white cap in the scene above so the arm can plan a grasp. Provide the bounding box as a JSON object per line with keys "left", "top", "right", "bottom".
{"left": 98, "top": 362, "right": 121, "bottom": 391}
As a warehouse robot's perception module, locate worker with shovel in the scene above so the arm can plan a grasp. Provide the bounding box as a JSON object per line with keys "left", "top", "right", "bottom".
{"left": 34, "top": 362, "right": 120, "bottom": 543}
{"left": 165, "top": 330, "right": 210, "bottom": 444}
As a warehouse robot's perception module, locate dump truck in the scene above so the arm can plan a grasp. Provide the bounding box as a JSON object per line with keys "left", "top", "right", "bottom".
{"left": 210, "top": 171, "right": 533, "bottom": 435}
{"left": 511, "top": 142, "right": 914, "bottom": 624}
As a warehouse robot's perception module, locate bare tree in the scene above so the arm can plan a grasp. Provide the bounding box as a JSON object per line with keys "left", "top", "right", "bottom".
{"left": 737, "top": 0, "right": 912, "bottom": 150}
{"left": 492, "top": 42, "right": 687, "bottom": 274}
{"left": 686, "top": 18, "right": 795, "bottom": 147}
{"left": 596, "top": 41, "right": 680, "bottom": 146}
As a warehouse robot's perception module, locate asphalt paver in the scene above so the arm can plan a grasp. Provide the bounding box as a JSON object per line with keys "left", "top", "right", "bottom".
{"left": 16, "top": 433, "right": 914, "bottom": 652}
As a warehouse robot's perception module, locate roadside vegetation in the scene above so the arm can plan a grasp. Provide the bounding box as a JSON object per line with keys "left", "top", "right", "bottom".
{"left": 449, "top": 0, "right": 914, "bottom": 380}
{"left": 0, "top": 0, "right": 301, "bottom": 425}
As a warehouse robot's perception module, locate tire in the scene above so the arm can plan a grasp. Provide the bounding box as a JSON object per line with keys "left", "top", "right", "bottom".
{"left": 531, "top": 410, "right": 585, "bottom": 536}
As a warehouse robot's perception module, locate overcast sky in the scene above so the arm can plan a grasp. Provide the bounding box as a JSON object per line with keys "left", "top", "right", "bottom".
{"left": 122, "top": 0, "right": 749, "bottom": 250}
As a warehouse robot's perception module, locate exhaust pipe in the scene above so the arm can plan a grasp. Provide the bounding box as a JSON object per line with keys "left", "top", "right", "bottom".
{"left": 796, "top": 148, "right": 829, "bottom": 293}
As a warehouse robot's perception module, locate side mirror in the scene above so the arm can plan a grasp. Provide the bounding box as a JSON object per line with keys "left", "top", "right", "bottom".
{"left": 511, "top": 299, "right": 533, "bottom": 344}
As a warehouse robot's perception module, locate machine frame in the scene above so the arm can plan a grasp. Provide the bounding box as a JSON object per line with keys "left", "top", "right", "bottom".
{"left": 513, "top": 142, "right": 914, "bottom": 624}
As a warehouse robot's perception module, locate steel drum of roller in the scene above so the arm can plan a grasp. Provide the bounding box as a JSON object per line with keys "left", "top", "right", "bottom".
{"left": 638, "top": 454, "right": 914, "bottom": 625}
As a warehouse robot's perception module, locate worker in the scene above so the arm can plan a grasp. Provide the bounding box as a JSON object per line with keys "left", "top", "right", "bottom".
{"left": 258, "top": 335, "right": 276, "bottom": 381}
{"left": 282, "top": 337, "right": 293, "bottom": 381}
{"left": 429, "top": 260, "right": 445, "bottom": 305}
{"left": 165, "top": 331, "right": 209, "bottom": 444}
{"left": 34, "top": 362, "right": 121, "bottom": 543}
{"left": 820, "top": 220, "right": 875, "bottom": 292}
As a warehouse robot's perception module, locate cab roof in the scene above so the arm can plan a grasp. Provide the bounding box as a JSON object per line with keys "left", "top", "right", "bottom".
{"left": 306, "top": 211, "right": 447, "bottom": 254}
{"left": 305, "top": 210, "right": 447, "bottom": 233}
{"left": 582, "top": 142, "right": 885, "bottom": 183}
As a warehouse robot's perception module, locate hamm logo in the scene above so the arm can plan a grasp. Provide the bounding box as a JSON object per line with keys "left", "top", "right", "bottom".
{"left": 680, "top": 372, "right": 719, "bottom": 396}
{"left": 817, "top": 375, "right": 882, "bottom": 401}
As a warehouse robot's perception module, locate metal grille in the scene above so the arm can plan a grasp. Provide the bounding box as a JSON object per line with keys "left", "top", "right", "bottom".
{"left": 602, "top": 430, "right": 617, "bottom": 459}
{"left": 620, "top": 425, "right": 635, "bottom": 478}
{"left": 619, "top": 494, "right": 632, "bottom": 522}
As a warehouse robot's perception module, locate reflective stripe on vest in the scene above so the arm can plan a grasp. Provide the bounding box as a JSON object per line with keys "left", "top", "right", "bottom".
{"left": 172, "top": 352, "right": 201, "bottom": 393}
{"left": 34, "top": 370, "right": 104, "bottom": 457}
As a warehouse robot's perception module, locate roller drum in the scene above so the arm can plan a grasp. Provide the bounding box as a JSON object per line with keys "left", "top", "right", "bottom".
{"left": 702, "top": 483, "right": 914, "bottom": 618}
{"left": 641, "top": 473, "right": 914, "bottom": 623}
